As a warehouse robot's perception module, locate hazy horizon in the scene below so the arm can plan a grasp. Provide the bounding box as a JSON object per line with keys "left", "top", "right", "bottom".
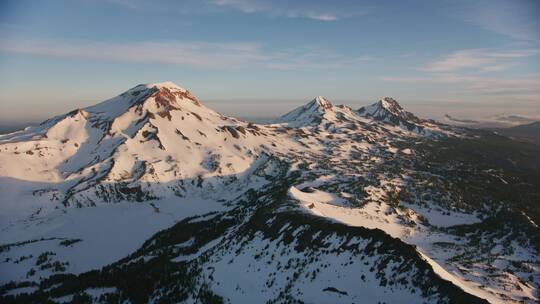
{"left": 2, "top": 92, "right": 540, "bottom": 128}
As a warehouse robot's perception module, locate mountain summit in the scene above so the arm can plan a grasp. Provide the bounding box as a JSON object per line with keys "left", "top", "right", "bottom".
{"left": 82, "top": 81, "right": 202, "bottom": 122}
{"left": 310, "top": 95, "right": 333, "bottom": 109}
{"left": 274, "top": 96, "right": 334, "bottom": 126}
{"left": 358, "top": 97, "right": 426, "bottom": 132}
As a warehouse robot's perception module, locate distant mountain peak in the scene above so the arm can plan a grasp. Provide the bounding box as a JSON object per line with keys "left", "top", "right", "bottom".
{"left": 274, "top": 96, "right": 334, "bottom": 126}
{"left": 309, "top": 96, "right": 333, "bottom": 109}
{"left": 358, "top": 97, "right": 404, "bottom": 117}
{"left": 377, "top": 97, "right": 403, "bottom": 114}
{"left": 358, "top": 97, "right": 425, "bottom": 132}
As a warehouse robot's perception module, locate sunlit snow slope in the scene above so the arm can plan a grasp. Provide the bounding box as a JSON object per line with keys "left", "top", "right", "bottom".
{"left": 1, "top": 82, "right": 539, "bottom": 304}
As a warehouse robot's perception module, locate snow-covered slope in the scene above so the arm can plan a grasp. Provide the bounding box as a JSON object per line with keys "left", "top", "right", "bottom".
{"left": 0, "top": 82, "right": 291, "bottom": 215}
{"left": 1, "top": 83, "right": 538, "bottom": 304}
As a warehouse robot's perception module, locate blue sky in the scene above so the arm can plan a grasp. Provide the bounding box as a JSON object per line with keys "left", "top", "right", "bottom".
{"left": 0, "top": 0, "right": 539, "bottom": 122}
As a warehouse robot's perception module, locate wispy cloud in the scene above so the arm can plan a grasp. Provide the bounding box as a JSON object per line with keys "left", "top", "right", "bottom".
{"left": 423, "top": 49, "right": 538, "bottom": 72}
{"left": 0, "top": 39, "right": 265, "bottom": 68}
{"left": 382, "top": 74, "right": 540, "bottom": 102}
{"left": 210, "top": 0, "right": 366, "bottom": 21}
{"left": 99, "top": 0, "right": 353, "bottom": 21}
{"left": 386, "top": 45, "right": 540, "bottom": 105}
{"left": 461, "top": 0, "right": 540, "bottom": 42}
{"left": 423, "top": 50, "right": 492, "bottom": 72}
{"left": 211, "top": 0, "right": 266, "bottom": 14}
{"left": 286, "top": 11, "right": 338, "bottom": 22}
{"left": 103, "top": 0, "right": 142, "bottom": 9}
{"left": 0, "top": 37, "right": 373, "bottom": 70}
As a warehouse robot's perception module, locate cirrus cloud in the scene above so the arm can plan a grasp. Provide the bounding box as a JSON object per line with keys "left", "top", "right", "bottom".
{"left": 423, "top": 49, "right": 539, "bottom": 72}
{"left": 210, "top": 0, "right": 368, "bottom": 21}
{"left": 0, "top": 37, "right": 374, "bottom": 70}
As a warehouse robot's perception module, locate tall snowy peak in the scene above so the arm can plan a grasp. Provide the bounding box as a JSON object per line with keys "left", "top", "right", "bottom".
{"left": 0, "top": 81, "right": 268, "bottom": 209}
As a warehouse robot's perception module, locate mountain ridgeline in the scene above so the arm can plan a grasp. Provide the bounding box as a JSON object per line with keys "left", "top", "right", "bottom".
{"left": 0, "top": 82, "right": 538, "bottom": 304}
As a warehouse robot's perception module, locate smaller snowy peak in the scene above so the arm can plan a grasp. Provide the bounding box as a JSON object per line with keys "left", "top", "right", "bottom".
{"left": 378, "top": 97, "right": 403, "bottom": 115}
{"left": 297, "top": 96, "right": 335, "bottom": 113}
{"left": 310, "top": 96, "right": 333, "bottom": 110}
{"left": 358, "top": 97, "right": 426, "bottom": 132}
{"left": 359, "top": 97, "right": 405, "bottom": 117}
{"left": 274, "top": 96, "right": 334, "bottom": 126}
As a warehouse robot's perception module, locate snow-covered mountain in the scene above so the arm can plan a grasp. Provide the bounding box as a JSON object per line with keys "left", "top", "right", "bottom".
{"left": 274, "top": 96, "right": 335, "bottom": 126}
{"left": 1, "top": 82, "right": 539, "bottom": 304}
{"left": 357, "top": 97, "right": 435, "bottom": 133}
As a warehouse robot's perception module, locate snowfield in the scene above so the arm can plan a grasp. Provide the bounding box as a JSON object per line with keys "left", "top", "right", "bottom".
{"left": 1, "top": 82, "right": 538, "bottom": 303}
